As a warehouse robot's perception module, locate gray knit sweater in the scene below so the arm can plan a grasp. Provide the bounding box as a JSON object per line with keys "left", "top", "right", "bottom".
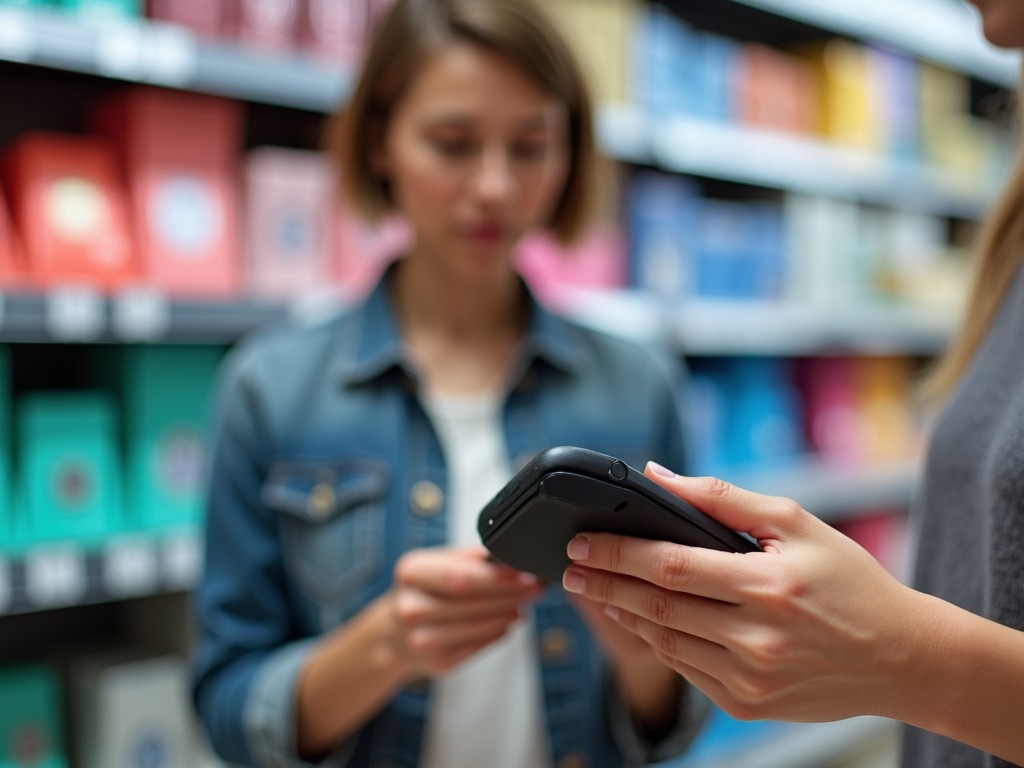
{"left": 900, "top": 267, "right": 1024, "bottom": 768}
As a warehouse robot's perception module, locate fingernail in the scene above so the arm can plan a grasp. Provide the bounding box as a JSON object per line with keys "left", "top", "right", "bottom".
{"left": 567, "top": 535, "right": 589, "bottom": 561}
{"left": 562, "top": 568, "right": 585, "bottom": 594}
{"left": 604, "top": 605, "right": 621, "bottom": 622}
{"left": 647, "top": 461, "right": 676, "bottom": 478}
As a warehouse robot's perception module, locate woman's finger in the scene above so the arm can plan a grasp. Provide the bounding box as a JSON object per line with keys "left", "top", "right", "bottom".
{"left": 566, "top": 533, "right": 768, "bottom": 604}
{"left": 562, "top": 566, "right": 740, "bottom": 646}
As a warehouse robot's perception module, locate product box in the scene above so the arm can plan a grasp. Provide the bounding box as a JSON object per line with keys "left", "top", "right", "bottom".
{"left": 1, "top": 132, "right": 136, "bottom": 290}
{"left": 92, "top": 87, "right": 243, "bottom": 298}
{"left": 297, "top": 0, "right": 368, "bottom": 66}
{"left": 73, "top": 655, "right": 193, "bottom": 768}
{"left": 857, "top": 356, "right": 916, "bottom": 463}
{"left": 243, "top": 147, "right": 335, "bottom": 300}
{"left": 796, "top": 356, "right": 863, "bottom": 464}
{"left": 0, "top": 664, "right": 68, "bottom": 768}
{"left": 680, "top": 362, "right": 730, "bottom": 476}
{"left": 632, "top": 3, "right": 693, "bottom": 118}
{"left": 735, "top": 43, "right": 816, "bottom": 134}
{"left": 724, "top": 357, "right": 805, "bottom": 469}
{"left": 800, "top": 39, "right": 880, "bottom": 150}
{"left": 223, "top": 0, "right": 300, "bottom": 54}
{"left": 0, "top": 188, "right": 24, "bottom": 289}
{"left": 515, "top": 223, "right": 627, "bottom": 305}
{"left": 116, "top": 345, "right": 222, "bottom": 532}
{"left": 16, "top": 392, "right": 122, "bottom": 546}
{"left": 690, "top": 31, "right": 738, "bottom": 123}
{"left": 146, "top": 0, "right": 224, "bottom": 38}
{"left": 626, "top": 172, "right": 699, "bottom": 299}
{"left": 53, "top": 0, "right": 142, "bottom": 20}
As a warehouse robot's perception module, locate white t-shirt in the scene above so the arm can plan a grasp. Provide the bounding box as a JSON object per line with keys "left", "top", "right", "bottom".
{"left": 420, "top": 390, "right": 551, "bottom": 768}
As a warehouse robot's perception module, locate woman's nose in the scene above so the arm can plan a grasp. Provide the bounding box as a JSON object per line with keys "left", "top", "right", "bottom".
{"left": 474, "top": 149, "right": 514, "bottom": 204}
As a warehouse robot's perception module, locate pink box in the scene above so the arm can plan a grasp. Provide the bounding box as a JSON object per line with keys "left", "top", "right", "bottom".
{"left": 297, "top": 0, "right": 368, "bottom": 65}
{"left": 514, "top": 223, "right": 627, "bottom": 305}
{"left": 223, "top": 0, "right": 300, "bottom": 55}
{"left": 243, "top": 147, "right": 336, "bottom": 300}
{"left": 796, "top": 357, "right": 863, "bottom": 464}
{"left": 92, "top": 87, "right": 243, "bottom": 298}
{"left": 147, "top": 0, "right": 225, "bottom": 39}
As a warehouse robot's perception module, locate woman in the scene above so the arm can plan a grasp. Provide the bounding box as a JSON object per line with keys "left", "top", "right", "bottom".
{"left": 190, "top": 1, "right": 706, "bottom": 766}
{"left": 561, "top": 2, "right": 1024, "bottom": 767}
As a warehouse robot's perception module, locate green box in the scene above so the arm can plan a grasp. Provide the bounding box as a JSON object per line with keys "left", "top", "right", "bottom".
{"left": 120, "top": 345, "right": 222, "bottom": 533}
{"left": 0, "top": 1, "right": 52, "bottom": 8}
{"left": 52, "top": 0, "right": 141, "bottom": 19}
{"left": 0, "top": 347, "right": 10, "bottom": 552}
{"left": 16, "top": 392, "right": 122, "bottom": 547}
{"left": 0, "top": 665, "right": 68, "bottom": 768}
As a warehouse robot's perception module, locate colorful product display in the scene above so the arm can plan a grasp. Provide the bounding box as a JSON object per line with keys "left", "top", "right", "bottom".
{"left": 16, "top": 392, "right": 122, "bottom": 546}
{"left": 146, "top": 0, "right": 224, "bottom": 38}
{"left": 297, "top": 0, "right": 369, "bottom": 65}
{"left": 53, "top": 0, "right": 141, "bottom": 20}
{"left": 93, "top": 87, "right": 243, "bottom": 298}
{"left": 1, "top": 133, "right": 136, "bottom": 290}
{"left": 224, "top": 0, "right": 300, "bottom": 54}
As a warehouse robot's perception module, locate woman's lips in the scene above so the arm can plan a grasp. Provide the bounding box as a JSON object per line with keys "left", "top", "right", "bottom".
{"left": 465, "top": 222, "right": 506, "bottom": 244}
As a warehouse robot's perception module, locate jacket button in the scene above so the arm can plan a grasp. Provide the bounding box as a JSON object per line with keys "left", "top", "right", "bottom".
{"left": 307, "top": 483, "right": 336, "bottom": 518}
{"left": 540, "top": 627, "right": 572, "bottom": 663}
{"left": 557, "top": 753, "right": 588, "bottom": 768}
{"left": 410, "top": 480, "right": 443, "bottom": 517}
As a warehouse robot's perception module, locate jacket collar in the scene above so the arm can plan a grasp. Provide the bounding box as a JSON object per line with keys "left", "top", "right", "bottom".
{"left": 334, "top": 261, "right": 587, "bottom": 387}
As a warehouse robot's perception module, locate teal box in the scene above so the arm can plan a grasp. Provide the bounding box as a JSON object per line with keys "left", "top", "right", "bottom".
{"left": 17, "top": 392, "right": 122, "bottom": 547}
{"left": 120, "top": 345, "right": 222, "bottom": 532}
{"left": 52, "top": 0, "right": 141, "bottom": 19}
{"left": 0, "top": 665, "right": 68, "bottom": 768}
{"left": 0, "top": 1, "right": 52, "bottom": 8}
{"left": 0, "top": 347, "right": 9, "bottom": 552}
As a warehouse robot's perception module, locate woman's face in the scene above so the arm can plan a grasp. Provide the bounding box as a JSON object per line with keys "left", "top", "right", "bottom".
{"left": 377, "top": 41, "right": 570, "bottom": 281}
{"left": 968, "top": 0, "right": 1024, "bottom": 48}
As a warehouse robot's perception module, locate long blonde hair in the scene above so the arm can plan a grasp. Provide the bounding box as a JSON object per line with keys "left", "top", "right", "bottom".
{"left": 924, "top": 91, "right": 1024, "bottom": 401}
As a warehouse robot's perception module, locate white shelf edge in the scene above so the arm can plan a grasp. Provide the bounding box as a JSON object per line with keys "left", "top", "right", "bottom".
{"left": 729, "top": 0, "right": 1020, "bottom": 87}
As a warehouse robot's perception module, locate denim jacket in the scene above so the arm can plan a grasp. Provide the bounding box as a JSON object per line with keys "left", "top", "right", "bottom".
{"left": 191, "top": 266, "right": 709, "bottom": 768}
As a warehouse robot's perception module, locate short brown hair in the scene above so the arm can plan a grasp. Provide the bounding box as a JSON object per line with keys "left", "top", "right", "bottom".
{"left": 327, "top": 0, "right": 597, "bottom": 245}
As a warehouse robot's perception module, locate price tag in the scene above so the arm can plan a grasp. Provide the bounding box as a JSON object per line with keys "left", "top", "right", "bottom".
{"left": 94, "top": 20, "right": 146, "bottom": 81}
{"left": 25, "top": 545, "right": 86, "bottom": 608}
{"left": 146, "top": 24, "right": 198, "bottom": 86}
{"left": 0, "top": 556, "right": 11, "bottom": 615}
{"left": 0, "top": 8, "right": 36, "bottom": 63}
{"left": 46, "top": 286, "right": 104, "bottom": 341}
{"left": 112, "top": 287, "right": 171, "bottom": 341}
{"left": 105, "top": 538, "right": 159, "bottom": 598}
{"left": 163, "top": 532, "right": 201, "bottom": 591}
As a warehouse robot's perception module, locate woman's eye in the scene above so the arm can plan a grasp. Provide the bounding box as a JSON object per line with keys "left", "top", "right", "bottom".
{"left": 432, "top": 139, "right": 474, "bottom": 157}
{"left": 513, "top": 143, "right": 548, "bottom": 161}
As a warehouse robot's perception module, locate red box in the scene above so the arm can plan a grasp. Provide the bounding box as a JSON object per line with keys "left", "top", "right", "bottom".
{"left": 297, "top": 0, "right": 367, "bottom": 66}
{"left": 0, "top": 187, "right": 25, "bottom": 288}
{"left": 1, "top": 132, "right": 136, "bottom": 290}
{"left": 735, "top": 43, "right": 816, "bottom": 135}
{"left": 93, "top": 87, "right": 243, "bottom": 298}
{"left": 147, "top": 0, "right": 225, "bottom": 39}
{"left": 243, "top": 147, "right": 336, "bottom": 300}
{"left": 223, "top": 0, "right": 300, "bottom": 54}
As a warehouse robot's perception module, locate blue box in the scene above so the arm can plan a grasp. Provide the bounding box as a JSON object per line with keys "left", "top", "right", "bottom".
{"left": 0, "top": 664, "right": 68, "bottom": 768}
{"left": 16, "top": 392, "right": 122, "bottom": 546}
{"left": 627, "top": 172, "right": 700, "bottom": 299}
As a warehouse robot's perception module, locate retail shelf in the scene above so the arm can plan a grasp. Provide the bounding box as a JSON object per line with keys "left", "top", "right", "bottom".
{"left": 720, "top": 456, "right": 921, "bottom": 522}
{"left": 671, "top": 298, "right": 959, "bottom": 356}
{"left": 0, "top": 289, "right": 289, "bottom": 343}
{"left": 727, "top": 0, "right": 1020, "bottom": 88}
{"left": 0, "top": 528, "right": 201, "bottom": 617}
{"left": 649, "top": 114, "right": 1003, "bottom": 219}
{"left": 675, "top": 716, "right": 897, "bottom": 768}
{"left": 0, "top": 6, "right": 350, "bottom": 111}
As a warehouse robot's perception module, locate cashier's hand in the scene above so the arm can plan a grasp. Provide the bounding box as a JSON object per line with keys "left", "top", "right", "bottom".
{"left": 562, "top": 464, "right": 927, "bottom": 723}
{"left": 388, "top": 545, "right": 544, "bottom": 678}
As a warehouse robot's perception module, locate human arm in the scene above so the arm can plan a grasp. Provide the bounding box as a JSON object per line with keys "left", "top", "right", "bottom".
{"left": 296, "top": 546, "right": 543, "bottom": 758}
{"left": 562, "top": 465, "right": 1024, "bottom": 766}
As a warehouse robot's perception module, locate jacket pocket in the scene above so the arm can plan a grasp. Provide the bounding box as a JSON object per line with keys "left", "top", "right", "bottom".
{"left": 263, "top": 457, "right": 390, "bottom": 603}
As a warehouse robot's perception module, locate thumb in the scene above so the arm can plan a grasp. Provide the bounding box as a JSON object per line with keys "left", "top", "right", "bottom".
{"left": 644, "top": 461, "right": 811, "bottom": 544}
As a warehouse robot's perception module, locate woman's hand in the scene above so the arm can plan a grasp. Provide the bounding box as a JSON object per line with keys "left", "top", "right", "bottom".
{"left": 561, "top": 465, "right": 937, "bottom": 725}
{"left": 388, "top": 545, "right": 544, "bottom": 678}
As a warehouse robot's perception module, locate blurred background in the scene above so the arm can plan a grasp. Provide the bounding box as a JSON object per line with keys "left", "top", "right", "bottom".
{"left": 0, "top": 0, "right": 1016, "bottom": 766}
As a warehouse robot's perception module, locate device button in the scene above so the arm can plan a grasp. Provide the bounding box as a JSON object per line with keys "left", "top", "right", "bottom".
{"left": 609, "top": 460, "right": 627, "bottom": 481}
